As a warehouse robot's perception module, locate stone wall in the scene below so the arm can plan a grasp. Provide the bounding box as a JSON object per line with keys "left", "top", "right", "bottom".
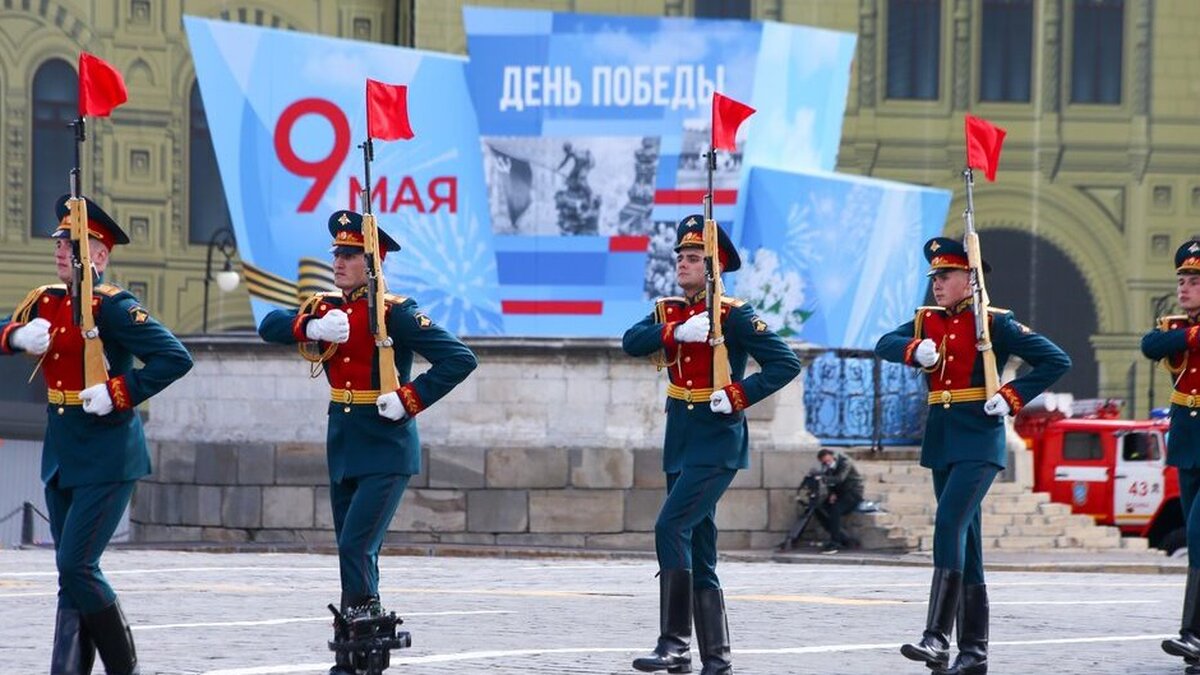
{"left": 134, "top": 335, "right": 819, "bottom": 549}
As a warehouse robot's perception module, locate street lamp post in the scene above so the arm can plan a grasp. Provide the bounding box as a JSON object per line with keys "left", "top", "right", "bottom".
{"left": 1147, "top": 292, "right": 1175, "bottom": 412}
{"left": 202, "top": 226, "right": 239, "bottom": 333}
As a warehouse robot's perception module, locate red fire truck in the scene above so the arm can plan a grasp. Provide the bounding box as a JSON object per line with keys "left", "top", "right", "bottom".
{"left": 1015, "top": 396, "right": 1184, "bottom": 553}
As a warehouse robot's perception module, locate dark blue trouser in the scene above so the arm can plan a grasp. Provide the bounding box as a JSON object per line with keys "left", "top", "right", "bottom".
{"left": 44, "top": 477, "right": 136, "bottom": 613}
{"left": 1177, "top": 468, "right": 1200, "bottom": 566}
{"left": 656, "top": 467, "right": 738, "bottom": 590}
{"left": 330, "top": 473, "right": 410, "bottom": 604}
{"left": 931, "top": 461, "right": 1000, "bottom": 585}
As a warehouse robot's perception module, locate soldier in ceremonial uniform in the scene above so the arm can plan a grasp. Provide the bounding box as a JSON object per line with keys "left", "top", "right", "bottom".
{"left": 258, "top": 210, "right": 476, "bottom": 675}
{"left": 1144, "top": 241, "right": 1200, "bottom": 671}
{"left": 624, "top": 215, "right": 801, "bottom": 675}
{"left": 876, "top": 237, "right": 1068, "bottom": 674}
{"left": 0, "top": 195, "right": 193, "bottom": 675}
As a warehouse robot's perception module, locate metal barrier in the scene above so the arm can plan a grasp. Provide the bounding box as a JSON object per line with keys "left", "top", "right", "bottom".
{"left": 802, "top": 348, "right": 927, "bottom": 449}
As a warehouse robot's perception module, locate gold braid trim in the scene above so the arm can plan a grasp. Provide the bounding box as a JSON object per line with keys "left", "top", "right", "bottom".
{"left": 296, "top": 293, "right": 338, "bottom": 376}
{"left": 13, "top": 285, "right": 63, "bottom": 323}
{"left": 649, "top": 298, "right": 681, "bottom": 370}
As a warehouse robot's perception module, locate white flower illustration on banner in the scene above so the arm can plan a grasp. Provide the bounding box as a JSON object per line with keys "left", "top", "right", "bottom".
{"left": 737, "top": 247, "right": 809, "bottom": 337}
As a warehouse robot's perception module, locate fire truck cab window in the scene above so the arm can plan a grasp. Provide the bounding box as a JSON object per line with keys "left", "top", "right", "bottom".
{"left": 1062, "top": 432, "right": 1103, "bottom": 460}
{"left": 1121, "top": 432, "right": 1160, "bottom": 462}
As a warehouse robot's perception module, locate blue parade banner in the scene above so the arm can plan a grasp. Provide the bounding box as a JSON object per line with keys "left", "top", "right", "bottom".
{"left": 184, "top": 16, "right": 503, "bottom": 335}
{"left": 462, "top": 7, "right": 857, "bottom": 336}
{"left": 734, "top": 167, "right": 951, "bottom": 348}
{"left": 186, "top": 11, "right": 946, "bottom": 346}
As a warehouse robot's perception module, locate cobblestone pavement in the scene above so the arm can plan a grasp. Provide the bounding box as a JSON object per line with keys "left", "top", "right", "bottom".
{"left": 0, "top": 548, "right": 1191, "bottom": 674}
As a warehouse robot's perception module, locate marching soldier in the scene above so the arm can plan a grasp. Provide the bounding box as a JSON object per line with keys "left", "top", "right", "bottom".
{"left": 623, "top": 215, "right": 801, "bottom": 675}
{"left": 1144, "top": 241, "right": 1200, "bottom": 672}
{"left": 0, "top": 195, "right": 193, "bottom": 675}
{"left": 875, "top": 237, "right": 1068, "bottom": 674}
{"left": 258, "top": 210, "right": 476, "bottom": 675}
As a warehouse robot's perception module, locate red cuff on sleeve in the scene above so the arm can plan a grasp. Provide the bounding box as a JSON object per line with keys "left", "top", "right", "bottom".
{"left": 902, "top": 338, "right": 921, "bottom": 366}
{"left": 997, "top": 384, "right": 1024, "bottom": 415}
{"left": 724, "top": 382, "right": 749, "bottom": 412}
{"left": 106, "top": 375, "right": 134, "bottom": 412}
{"left": 1187, "top": 325, "right": 1200, "bottom": 350}
{"left": 291, "top": 313, "right": 315, "bottom": 342}
{"left": 397, "top": 383, "right": 425, "bottom": 416}
{"left": 0, "top": 322, "right": 22, "bottom": 355}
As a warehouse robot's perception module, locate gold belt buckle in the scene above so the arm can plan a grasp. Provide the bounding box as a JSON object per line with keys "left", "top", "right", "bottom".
{"left": 341, "top": 389, "right": 354, "bottom": 405}
{"left": 48, "top": 390, "right": 63, "bottom": 405}
{"left": 1188, "top": 395, "right": 1197, "bottom": 408}
{"left": 940, "top": 390, "right": 953, "bottom": 405}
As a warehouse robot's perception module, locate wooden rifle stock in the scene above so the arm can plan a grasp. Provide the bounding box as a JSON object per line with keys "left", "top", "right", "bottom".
{"left": 361, "top": 212, "right": 400, "bottom": 392}
{"left": 964, "top": 230, "right": 999, "bottom": 397}
{"left": 704, "top": 217, "right": 732, "bottom": 390}
{"left": 70, "top": 197, "right": 109, "bottom": 388}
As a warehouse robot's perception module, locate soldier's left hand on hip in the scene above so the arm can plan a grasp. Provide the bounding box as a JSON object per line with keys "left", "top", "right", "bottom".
{"left": 80, "top": 383, "right": 114, "bottom": 416}
{"left": 709, "top": 389, "right": 733, "bottom": 414}
{"left": 983, "top": 393, "right": 1010, "bottom": 417}
{"left": 376, "top": 391, "right": 408, "bottom": 421}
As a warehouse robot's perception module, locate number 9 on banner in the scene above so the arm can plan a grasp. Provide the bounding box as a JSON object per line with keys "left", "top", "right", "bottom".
{"left": 273, "top": 98, "right": 351, "bottom": 212}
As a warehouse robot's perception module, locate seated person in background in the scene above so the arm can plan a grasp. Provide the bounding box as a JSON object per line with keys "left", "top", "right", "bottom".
{"left": 813, "top": 449, "right": 864, "bottom": 552}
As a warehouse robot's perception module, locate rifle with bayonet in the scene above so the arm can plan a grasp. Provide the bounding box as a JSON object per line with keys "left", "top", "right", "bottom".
{"left": 68, "top": 116, "right": 109, "bottom": 388}
{"left": 962, "top": 167, "right": 999, "bottom": 397}
{"left": 703, "top": 147, "right": 732, "bottom": 390}
{"left": 358, "top": 138, "right": 401, "bottom": 393}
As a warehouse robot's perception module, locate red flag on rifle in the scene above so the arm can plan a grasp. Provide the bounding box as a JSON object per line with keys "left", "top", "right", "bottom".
{"left": 711, "top": 92, "right": 755, "bottom": 152}
{"left": 366, "top": 79, "right": 414, "bottom": 141}
{"left": 78, "top": 52, "right": 128, "bottom": 118}
{"left": 964, "top": 114, "right": 1006, "bottom": 182}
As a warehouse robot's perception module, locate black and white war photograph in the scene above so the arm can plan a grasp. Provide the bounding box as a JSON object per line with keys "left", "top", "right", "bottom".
{"left": 481, "top": 136, "right": 660, "bottom": 237}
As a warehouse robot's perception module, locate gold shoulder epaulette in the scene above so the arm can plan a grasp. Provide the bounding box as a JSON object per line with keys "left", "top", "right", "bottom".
{"left": 913, "top": 306, "right": 942, "bottom": 338}
{"left": 12, "top": 284, "right": 64, "bottom": 322}
{"left": 384, "top": 293, "right": 410, "bottom": 305}
{"left": 1158, "top": 314, "right": 1188, "bottom": 331}
{"left": 298, "top": 293, "right": 334, "bottom": 315}
{"left": 720, "top": 296, "right": 746, "bottom": 307}
{"left": 986, "top": 306, "right": 1011, "bottom": 314}
{"left": 94, "top": 283, "right": 122, "bottom": 297}
{"left": 654, "top": 296, "right": 685, "bottom": 323}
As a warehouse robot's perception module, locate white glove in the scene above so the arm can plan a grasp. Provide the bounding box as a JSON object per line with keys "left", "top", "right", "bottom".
{"left": 674, "top": 313, "right": 711, "bottom": 343}
{"left": 914, "top": 338, "right": 938, "bottom": 368}
{"left": 376, "top": 391, "right": 408, "bottom": 421}
{"left": 305, "top": 309, "right": 350, "bottom": 344}
{"left": 80, "top": 383, "right": 114, "bottom": 416}
{"left": 983, "top": 393, "right": 1011, "bottom": 417}
{"left": 11, "top": 318, "right": 51, "bottom": 355}
{"left": 709, "top": 389, "right": 733, "bottom": 414}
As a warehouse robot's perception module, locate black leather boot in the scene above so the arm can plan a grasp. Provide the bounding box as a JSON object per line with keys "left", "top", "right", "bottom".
{"left": 938, "top": 584, "right": 987, "bottom": 675}
{"left": 693, "top": 588, "right": 732, "bottom": 675}
{"left": 900, "top": 568, "right": 961, "bottom": 669}
{"left": 633, "top": 569, "right": 693, "bottom": 673}
{"left": 1164, "top": 567, "right": 1200, "bottom": 661}
{"left": 81, "top": 600, "right": 138, "bottom": 675}
{"left": 50, "top": 607, "right": 96, "bottom": 675}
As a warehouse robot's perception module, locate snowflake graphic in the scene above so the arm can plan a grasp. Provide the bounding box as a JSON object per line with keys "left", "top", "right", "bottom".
{"left": 737, "top": 247, "right": 809, "bottom": 337}
{"left": 383, "top": 203, "right": 504, "bottom": 335}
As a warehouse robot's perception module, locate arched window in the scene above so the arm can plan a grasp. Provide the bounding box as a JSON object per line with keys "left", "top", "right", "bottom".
{"left": 188, "top": 80, "right": 232, "bottom": 245}
{"left": 30, "top": 59, "right": 77, "bottom": 237}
